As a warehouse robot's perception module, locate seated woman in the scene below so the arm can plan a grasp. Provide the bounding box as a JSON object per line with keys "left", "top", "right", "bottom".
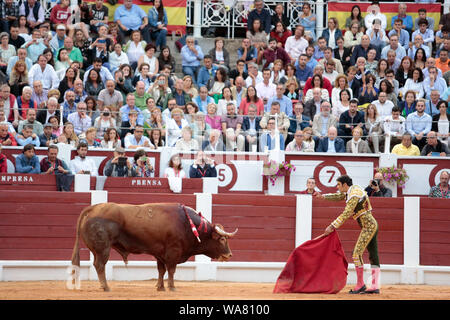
{"left": 57, "top": 122, "right": 79, "bottom": 148}
{"left": 58, "top": 67, "right": 76, "bottom": 103}
{"left": 270, "top": 21, "right": 291, "bottom": 48}
{"left": 183, "top": 75, "right": 198, "bottom": 99}
{"left": 137, "top": 43, "right": 159, "bottom": 79}
{"left": 217, "top": 87, "right": 237, "bottom": 116}
{"left": 432, "top": 100, "right": 450, "bottom": 146}
{"left": 399, "top": 90, "right": 417, "bottom": 118}
{"left": 205, "top": 103, "right": 222, "bottom": 131}
{"left": 246, "top": 18, "right": 268, "bottom": 65}
{"left": 285, "top": 78, "right": 301, "bottom": 101}
{"left": 358, "top": 74, "right": 379, "bottom": 105}
{"left": 238, "top": 85, "right": 264, "bottom": 116}
{"left": 84, "top": 69, "right": 105, "bottom": 99}
{"left": 55, "top": 48, "right": 72, "bottom": 75}
{"left": 94, "top": 107, "right": 116, "bottom": 140}
{"left": 48, "top": 115, "right": 63, "bottom": 137}
{"left": 123, "top": 30, "right": 146, "bottom": 69}
{"left": 148, "top": 0, "right": 169, "bottom": 51}
{"left": 174, "top": 126, "right": 199, "bottom": 152}
{"left": 331, "top": 75, "right": 352, "bottom": 107}
{"left": 400, "top": 67, "right": 425, "bottom": 99}
{"left": 148, "top": 74, "right": 172, "bottom": 108}
{"left": 9, "top": 60, "right": 29, "bottom": 98}
{"left": 346, "top": 126, "right": 372, "bottom": 154}
{"left": 164, "top": 153, "right": 185, "bottom": 178}
{"left": 304, "top": 75, "right": 330, "bottom": 103}
{"left": 158, "top": 46, "right": 176, "bottom": 72}
{"left": 144, "top": 106, "right": 166, "bottom": 138}
{"left": 166, "top": 107, "right": 189, "bottom": 147}
{"left": 132, "top": 149, "right": 154, "bottom": 178}
{"left": 302, "top": 127, "right": 315, "bottom": 152}
{"left": 208, "top": 37, "right": 230, "bottom": 73}
{"left": 364, "top": 103, "right": 384, "bottom": 153}
{"left": 332, "top": 89, "right": 351, "bottom": 119}
{"left": 206, "top": 68, "right": 231, "bottom": 103}
{"left": 191, "top": 111, "right": 211, "bottom": 148}
{"left": 185, "top": 101, "right": 198, "bottom": 125}
{"left": 109, "top": 43, "right": 130, "bottom": 73}
{"left": 149, "top": 128, "right": 165, "bottom": 149}
{"left": 132, "top": 63, "right": 152, "bottom": 91}
{"left": 100, "top": 127, "right": 121, "bottom": 149}
{"left": 80, "top": 127, "right": 101, "bottom": 148}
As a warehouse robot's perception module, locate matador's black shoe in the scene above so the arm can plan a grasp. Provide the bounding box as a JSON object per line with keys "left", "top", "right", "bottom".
{"left": 362, "top": 288, "right": 380, "bottom": 294}
{"left": 349, "top": 285, "right": 366, "bottom": 294}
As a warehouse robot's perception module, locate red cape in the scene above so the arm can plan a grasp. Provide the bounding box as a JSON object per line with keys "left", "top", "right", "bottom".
{"left": 274, "top": 231, "right": 348, "bottom": 294}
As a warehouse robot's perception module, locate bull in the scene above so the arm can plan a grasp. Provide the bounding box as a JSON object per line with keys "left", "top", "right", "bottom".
{"left": 68, "top": 202, "right": 237, "bottom": 292}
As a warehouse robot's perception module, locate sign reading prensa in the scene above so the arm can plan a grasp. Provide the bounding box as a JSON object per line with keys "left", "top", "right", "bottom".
{"left": 131, "top": 178, "right": 164, "bottom": 187}
{"left": 0, "top": 174, "right": 35, "bottom": 183}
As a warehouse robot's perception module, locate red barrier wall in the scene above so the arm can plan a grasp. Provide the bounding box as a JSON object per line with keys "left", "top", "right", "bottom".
{"left": 0, "top": 191, "right": 91, "bottom": 261}
{"left": 311, "top": 197, "right": 404, "bottom": 265}
{"left": 103, "top": 177, "right": 203, "bottom": 194}
{"left": 212, "top": 194, "right": 297, "bottom": 262}
{"left": 420, "top": 198, "right": 450, "bottom": 266}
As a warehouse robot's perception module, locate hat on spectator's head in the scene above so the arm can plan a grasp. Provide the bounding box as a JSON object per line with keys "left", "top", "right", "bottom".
{"left": 115, "top": 146, "right": 125, "bottom": 153}
{"left": 43, "top": 123, "right": 52, "bottom": 128}
{"left": 56, "top": 24, "right": 66, "bottom": 31}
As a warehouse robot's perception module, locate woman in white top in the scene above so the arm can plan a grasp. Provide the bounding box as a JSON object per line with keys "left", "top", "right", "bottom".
{"left": 164, "top": 154, "right": 186, "bottom": 178}
{"left": 0, "top": 32, "right": 16, "bottom": 72}
{"left": 400, "top": 67, "right": 425, "bottom": 99}
{"left": 270, "top": 59, "right": 286, "bottom": 84}
{"left": 137, "top": 43, "right": 159, "bottom": 78}
{"left": 174, "top": 126, "right": 199, "bottom": 152}
{"left": 332, "top": 89, "right": 351, "bottom": 119}
{"left": 123, "top": 30, "right": 146, "bottom": 66}
{"left": 217, "top": 86, "right": 237, "bottom": 116}
{"left": 364, "top": 103, "right": 384, "bottom": 153}
{"left": 433, "top": 101, "right": 450, "bottom": 146}
{"left": 54, "top": 48, "right": 72, "bottom": 74}
{"left": 94, "top": 107, "right": 116, "bottom": 140}
{"left": 100, "top": 128, "right": 121, "bottom": 149}
{"left": 109, "top": 43, "right": 130, "bottom": 72}
{"left": 166, "top": 107, "right": 189, "bottom": 147}
{"left": 331, "top": 74, "right": 352, "bottom": 107}
{"left": 302, "top": 127, "right": 315, "bottom": 152}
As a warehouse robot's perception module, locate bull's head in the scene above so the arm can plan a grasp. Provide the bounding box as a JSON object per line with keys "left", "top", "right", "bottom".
{"left": 209, "top": 224, "right": 238, "bottom": 261}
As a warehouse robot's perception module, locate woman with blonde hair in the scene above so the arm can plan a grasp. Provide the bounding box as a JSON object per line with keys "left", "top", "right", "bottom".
{"left": 302, "top": 127, "right": 315, "bottom": 152}
{"left": 183, "top": 75, "right": 198, "bottom": 99}
{"left": 205, "top": 103, "right": 221, "bottom": 130}
{"left": 144, "top": 106, "right": 166, "bottom": 137}
{"left": 346, "top": 126, "right": 372, "bottom": 154}
{"left": 166, "top": 107, "right": 189, "bottom": 147}
{"left": 364, "top": 103, "right": 383, "bottom": 153}
{"left": 174, "top": 126, "right": 199, "bottom": 151}
{"left": 81, "top": 127, "right": 101, "bottom": 148}
{"left": 285, "top": 78, "right": 300, "bottom": 101}
{"left": 331, "top": 74, "right": 352, "bottom": 107}
{"left": 57, "top": 122, "right": 79, "bottom": 147}
{"left": 9, "top": 60, "right": 28, "bottom": 97}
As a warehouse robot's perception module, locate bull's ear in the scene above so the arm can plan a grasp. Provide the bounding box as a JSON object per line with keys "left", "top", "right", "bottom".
{"left": 211, "top": 224, "right": 221, "bottom": 240}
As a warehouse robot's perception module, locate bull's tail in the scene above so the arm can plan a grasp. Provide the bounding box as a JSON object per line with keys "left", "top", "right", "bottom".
{"left": 66, "top": 206, "right": 90, "bottom": 290}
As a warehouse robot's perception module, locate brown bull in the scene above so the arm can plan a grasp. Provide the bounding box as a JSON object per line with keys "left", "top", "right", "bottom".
{"left": 69, "top": 202, "right": 237, "bottom": 291}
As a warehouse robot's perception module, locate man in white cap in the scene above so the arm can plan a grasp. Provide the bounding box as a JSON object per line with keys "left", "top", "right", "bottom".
{"left": 49, "top": 24, "right": 66, "bottom": 55}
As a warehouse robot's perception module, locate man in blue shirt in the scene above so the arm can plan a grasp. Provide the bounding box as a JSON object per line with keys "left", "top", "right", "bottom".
{"left": 295, "top": 54, "right": 313, "bottom": 87}
{"left": 406, "top": 99, "right": 432, "bottom": 151}
{"left": 114, "top": 0, "right": 151, "bottom": 43}
{"left": 390, "top": 3, "right": 413, "bottom": 35}
{"left": 120, "top": 93, "right": 144, "bottom": 126}
{"left": 181, "top": 36, "right": 204, "bottom": 84}
{"left": 317, "top": 126, "right": 345, "bottom": 153}
{"left": 193, "top": 86, "right": 214, "bottom": 113}
{"left": 388, "top": 18, "right": 411, "bottom": 51}
{"left": 197, "top": 55, "right": 218, "bottom": 88}
{"left": 15, "top": 143, "right": 40, "bottom": 174}
{"left": 266, "top": 83, "right": 293, "bottom": 116}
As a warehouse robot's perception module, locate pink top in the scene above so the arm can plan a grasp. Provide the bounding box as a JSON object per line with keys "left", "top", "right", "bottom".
{"left": 205, "top": 115, "right": 222, "bottom": 130}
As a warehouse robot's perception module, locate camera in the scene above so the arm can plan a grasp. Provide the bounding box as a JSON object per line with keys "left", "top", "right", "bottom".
{"left": 371, "top": 179, "right": 380, "bottom": 187}
{"left": 103, "top": 112, "right": 110, "bottom": 117}
{"left": 118, "top": 157, "right": 127, "bottom": 167}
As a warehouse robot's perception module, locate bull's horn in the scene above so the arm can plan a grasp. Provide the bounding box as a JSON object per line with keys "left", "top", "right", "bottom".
{"left": 215, "top": 225, "right": 238, "bottom": 237}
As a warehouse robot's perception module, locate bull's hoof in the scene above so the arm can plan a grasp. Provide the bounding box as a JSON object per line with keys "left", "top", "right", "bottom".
{"left": 169, "top": 287, "right": 176, "bottom": 292}
{"left": 157, "top": 286, "right": 165, "bottom": 292}
{"left": 103, "top": 287, "right": 110, "bottom": 292}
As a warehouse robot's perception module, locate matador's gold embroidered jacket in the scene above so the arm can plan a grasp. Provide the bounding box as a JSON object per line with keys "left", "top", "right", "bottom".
{"left": 323, "top": 185, "right": 373, "bottom": 229}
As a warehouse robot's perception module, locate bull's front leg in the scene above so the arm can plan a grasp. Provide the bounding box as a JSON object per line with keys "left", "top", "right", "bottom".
{"left": 167, "top": 263, "right": 177, "bottom": 291}
{"left": 156, "top": 260, "right": 166, "bottom": 291}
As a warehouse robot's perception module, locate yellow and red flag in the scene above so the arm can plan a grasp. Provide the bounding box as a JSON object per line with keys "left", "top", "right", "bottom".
{"left": 327, "top": 1, "right": 442, "bottom": 31}
{"left": 85, "top": 0, "right": 187, "bottom": 34}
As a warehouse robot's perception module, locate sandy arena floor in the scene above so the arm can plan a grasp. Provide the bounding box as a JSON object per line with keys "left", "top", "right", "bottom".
{"left": 0, "top": 280, "right": 450, "bottom": 300}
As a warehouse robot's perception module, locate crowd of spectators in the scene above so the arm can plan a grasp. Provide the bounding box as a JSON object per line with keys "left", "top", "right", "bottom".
{"left": 0, "top": 0, "right": 448, "bottom": 191}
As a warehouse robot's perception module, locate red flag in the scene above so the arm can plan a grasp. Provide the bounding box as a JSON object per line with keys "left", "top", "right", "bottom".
{"left": 274, "top": 231, "right": 348, "bottom": 294}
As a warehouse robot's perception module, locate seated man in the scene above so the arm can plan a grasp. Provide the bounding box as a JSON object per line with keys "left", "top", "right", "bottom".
{"left": 69, "top": 142, "right": 98, "bottom": 176}
{"left": 285, "top": 129, "right": 306, "bottom": 152}
{"left": 15, "top": 124, "right": 40, "bottom": 147}
{"left": 124, "top": 124, "right": 154, "bottom": 149}
{"left": 383, "top": 106, "right": 406, "bottom": 152}
{"left": 391, "top": 133, "right": 420, "bottom": 156}
{"left": 221, "top": 102, "right": 244, "bottom": 151}
{"left": 259, "top": 116, "right": 285, "bottom": 151}
{"left": 119, "top": 93, "right": 144, "bottom": 126}
{"left": 28, "top": 54, "right": 60, "bottom": 91}
{"left": 104, "top": 146, "right": 133, "bottom": 177}
{"left": 189, "top": 150, "right": 217, "bottom": 178}
{"left": 19, "top": 0, "right": 45, "bottom": 30}
{"left": 181, "top": 36, "right": 204, "bottom": 83}
{"left": 197, "top": 55, "right": 218, "bottom": 89}
{"left": 39, "top": 123, "right": 58, "bottom": 147}
{"left": 259, "top": 101, "right": 290, "bottom": 140}
{"left": 312, "top": 101, "right": 338, "bottom": 144}
{"left": 420, "top": 131, "right": 450, "bottom": 157}
{"left": 202, "top": 128, "right": 225, "bottom": 152}
{"left": 338, "top": 99, "right": 366, "bottom": 144}
{"left": 67, "top": 102, "right": 92, "bottom": 136}
{"left": 114, "top": 0, "right": 150, "bottom": 43}
{"left": 428, "top": 171, "right": 450, "bottom": 199}
{"left": 317, "top": 126, "right": 345, "bottom": 153}
{"left": 405, "top": 99, "right": 432, "bottom": 151}
{"left": 298, "top": 177, "right": 318, "bottom": 195}
{"left": 40, "top": 144, "right": 70, "bottom": 175}
{"left": 0, "top": 121, "right": 17, "bottom": 146}
{"left": 18, "top": 108, "right": 43, "bottom": 136}
{"left": 241, "top": 104, "right": 261, "bottom": 152}
{"left": 365, "top": 172, "right": 393, "bottom": 197}
{"left": 288, "top": 102, "right": 311, "bottom": 144}
{"left": 15, "top": 143, "right": 40, "bottom": 173}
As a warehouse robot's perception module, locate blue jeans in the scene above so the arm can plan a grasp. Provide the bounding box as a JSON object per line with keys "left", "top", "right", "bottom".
{"left": 151, "top": 29, "right": 168, "bottom": 50}
{"left": 182, "top": 66, "right": 199, "bottom": 85}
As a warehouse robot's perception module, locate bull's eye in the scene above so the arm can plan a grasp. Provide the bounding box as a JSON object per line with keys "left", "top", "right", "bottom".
{"left": 220, "top": 237, "right": 226, "bottom": 244}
